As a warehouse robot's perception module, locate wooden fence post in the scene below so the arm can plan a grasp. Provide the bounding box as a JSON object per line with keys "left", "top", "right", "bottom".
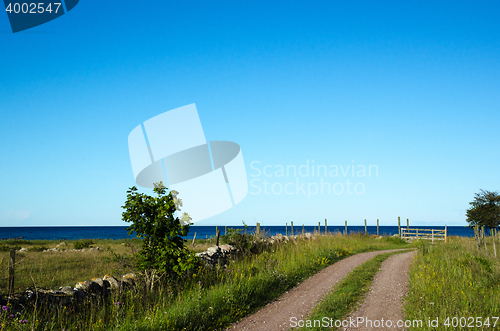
{"left": 302, "top": 224, "right": 304, "bottom": 234}
{"left": 364, "top": 219, "right": 367, "bottom": 235}
{"left": 318, "top": 222, "right": 321, "bottom": 234}
{"left": 9, "top": 249, "right": 15, "bottom": 295}
{"left": 286, "top": 223, "right": 288, "bottom": 236}
{"left": 407, "top": 219, "right": 409, "bottom": 235}
{"left": 291, "top": 221, "right": 294, "bottom": 236}
{"left": 215, "top": 226, "right": 218, "bottom": 243}
{"left": 256, "top": 222, "right": 261, "bottom": 237}
{"left": 216, "top": 230, "right": 221, "bottom": 247}
{"left": 345, "top": 220, "right": 347, "bottom": 236}
{"left": 493, "top": 231, "right": 497, "bottom": 257}
{"left": 474, "top": 225, "right": 479, "bottom": 250}
{"left": 325, "top": 219, "right": 327, "bottom": 235}
{"left": 483, "top": 226, "right": 487, "bottom": 253}
{"left": 445, "top": 225, "right": 447, "bottom": 244}
{"left": 192, "top": 232, "right": 197, "bottom": 247}
{"left": 225, "top": 226, "right": 227, "bottom": 236}
{"left": 398, "top": 217, "right": 401, "bottom": 238}
{"left": 377, "top": 219, "right": 379, "bottom": 236}
{"left": 431, "top": 229, "right": 434, "bottom": 244}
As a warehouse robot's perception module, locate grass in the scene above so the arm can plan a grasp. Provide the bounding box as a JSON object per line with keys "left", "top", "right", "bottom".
{"left": 298, "top": 249, "right": 409, "bottom": 330}
{"left": 0, "top": 239, "right": 142, "bottom": 292}
{"left": 0, "top": 233, "right": 408, "bottom": 330}
{"left": 405, "top": 236, "right": 500, "bottom": 330}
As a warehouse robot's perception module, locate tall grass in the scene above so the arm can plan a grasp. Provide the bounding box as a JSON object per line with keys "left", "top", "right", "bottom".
{"left": 1, "top": 234, "right": 407, "bottom": 330}
{"left": 95, "top": 234, "right": 405, "bottom": 331}
{"left": 0, "top": 239, "right": 141, "bottom": 292}
{"left": 405, "top": 236, "right": 500, "bottom": 330}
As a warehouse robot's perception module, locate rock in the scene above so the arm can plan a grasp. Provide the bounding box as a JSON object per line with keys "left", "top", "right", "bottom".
{"left": 18, "top": 247, "right": 28, "bottom": 252}
{"left": 75, "top": 280, "right": 101, "bottom": 293}
{"left": 59, "top": 286, "right": 75, "bottom": 296}
{"left": 88, "top": 281, "right": 102, "bottom": 293}
{"left": 207, "top": 246, "right": 219, "bottom": 253}
{"left": 103, "top": 275, "right": 120, "bottom": 290}
{"left": 59, "top": 242, "right": 66, "bottom": 246}
{"left": 92, "top": 278, "right": 104, "bottom": 287}
{"left": 121, "top": 273, "right": 136, "bottom": 287}
{"left": 219, "top": 245, "right": 233, "bottom": 253}
{"left": 75, "top": 281, "right": 90, "bottom": 291}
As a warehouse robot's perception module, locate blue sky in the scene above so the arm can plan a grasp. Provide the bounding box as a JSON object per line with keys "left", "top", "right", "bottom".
{"left": 1, "top": 1, "right": 499, "bottom": 227}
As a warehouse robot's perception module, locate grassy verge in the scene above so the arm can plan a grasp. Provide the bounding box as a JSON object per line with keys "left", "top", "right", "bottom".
{"left": 0, "top": 239, "right": 142, "bottom": 291}
{"left": 1, "top": 234, "right": 408, "bottom": 330}
{"left": 405, "top": 237, "right": 500, "bottom": 330}
{"left": 298, "top": 249, "right": 409, "bottom": 330}
{"left": 112, "top": 234, "right": 407, "bottom": 331}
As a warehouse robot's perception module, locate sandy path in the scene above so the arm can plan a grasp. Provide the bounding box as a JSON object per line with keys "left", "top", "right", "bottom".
{"left": 343, "top": 251, "right": 416, "bottom": 331}
{"left": 228, "top": 249, "right": 408, "bottom": 331}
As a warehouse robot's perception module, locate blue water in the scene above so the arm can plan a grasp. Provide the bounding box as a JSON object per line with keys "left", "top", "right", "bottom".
{"left": 0, "top": 225, "right": 475, "bottom": 241}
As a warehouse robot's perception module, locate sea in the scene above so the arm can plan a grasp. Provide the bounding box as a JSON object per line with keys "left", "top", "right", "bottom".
{"left": 0, "top": 225, "right": 475, "bottom": 241}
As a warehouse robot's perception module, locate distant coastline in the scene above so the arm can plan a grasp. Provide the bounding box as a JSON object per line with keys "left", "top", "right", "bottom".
{"left": 0, "top": 225, "right": 474, "bottom": 241}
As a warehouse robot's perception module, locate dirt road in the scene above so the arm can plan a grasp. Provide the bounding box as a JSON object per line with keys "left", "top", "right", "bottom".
{"left": 343, "top": 251, "right": 416, "bottom": 331}
{"left": 229, "top": 249, "right": 411, "bottom": 331}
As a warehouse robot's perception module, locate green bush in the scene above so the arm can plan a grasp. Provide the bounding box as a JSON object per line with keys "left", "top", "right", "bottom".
{"left": 0, "top": 245, "right": 21, "bottom": 251}
{"left": 30, "top": 245, "right": 49, "bottom": 252}
{"left": 73, "top": 239, "right": 95, "bottom": 249}
{"left": 121, "top": 182, "right": 198, "bottom": 281}
{"left": 221, "top": 228, "right": 253, "bottom": 252}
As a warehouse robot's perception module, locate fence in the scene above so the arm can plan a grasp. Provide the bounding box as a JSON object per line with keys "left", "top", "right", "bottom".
{"left": 400, "top": 227, "right": 447, "bottom": 243}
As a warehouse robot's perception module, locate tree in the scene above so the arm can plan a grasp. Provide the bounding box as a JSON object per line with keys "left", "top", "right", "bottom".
{"left": 121, "top": 182, "right": 197, "bottom": 284}
{"left": 466, "top": 190, "right": 500, "bottom": 229}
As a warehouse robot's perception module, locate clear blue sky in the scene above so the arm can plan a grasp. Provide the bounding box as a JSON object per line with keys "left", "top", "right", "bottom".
{"left": 1, "top": 1, "right": 499, "bottom": 227}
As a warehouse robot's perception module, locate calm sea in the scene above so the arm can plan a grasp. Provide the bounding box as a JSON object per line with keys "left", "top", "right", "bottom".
{"left": 0, "top": 225, "right": 474, "bottom": 241}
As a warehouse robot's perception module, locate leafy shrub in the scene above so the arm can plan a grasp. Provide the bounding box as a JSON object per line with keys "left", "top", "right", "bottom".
{"left": 30, "top": 245, "right": 49, "bottom": 252}
{"left": 73, "top": 239, "right": 94, "bottom": 249}
{"left": 121, "top": 183, "right": 198, "bottom": 282}
{"left": 221, "top": 228, "right": 253, "bottom": 253}
{"left": 0, "top": 245, "right": 20, "bottom": 251}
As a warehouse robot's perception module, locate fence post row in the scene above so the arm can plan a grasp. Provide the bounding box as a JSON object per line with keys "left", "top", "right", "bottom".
{"left": 271, "top": 217, "right": 450, "bottom": 241}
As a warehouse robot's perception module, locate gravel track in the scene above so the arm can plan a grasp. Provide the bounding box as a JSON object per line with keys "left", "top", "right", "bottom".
{"left": 228, "top": 249, "right": 410, "bottom": 331}
{"left": 342, "top": 251, "right": 416, "bottom": 331}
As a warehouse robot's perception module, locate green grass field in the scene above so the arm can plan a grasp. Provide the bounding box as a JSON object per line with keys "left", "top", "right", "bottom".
{"left": 405, "top": 236, "right": 500, "bottom": 330}
{"left": 0, "top": 233, "right": 408, "bottom": 330}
